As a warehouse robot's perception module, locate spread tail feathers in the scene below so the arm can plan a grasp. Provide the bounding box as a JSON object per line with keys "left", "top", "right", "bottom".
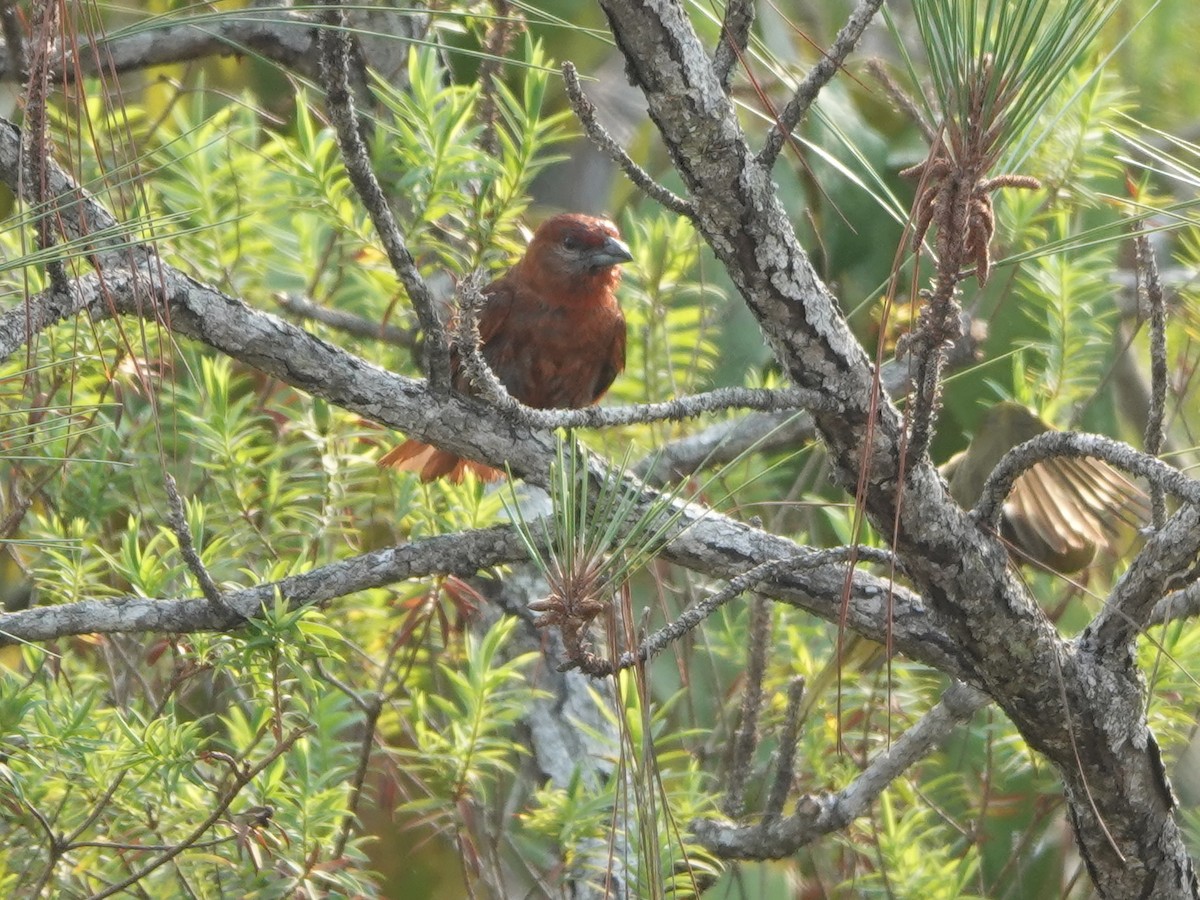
{"left": 378, "top": 440, "right": 504, "bottom": 484}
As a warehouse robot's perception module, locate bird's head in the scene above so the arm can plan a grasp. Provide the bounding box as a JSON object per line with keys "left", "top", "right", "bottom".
{"left": 520, "top": 214, "right": 633, "bottom": 299}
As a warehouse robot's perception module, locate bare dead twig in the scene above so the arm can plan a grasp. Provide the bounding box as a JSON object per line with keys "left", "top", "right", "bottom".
{"left": 275, "top": 293, "right": 416, "bottom": 349}
{"left": 723, "top": 595, "right": 772, "bottom": 817}
{"left": 866, "top": 58, "right": 935, "bottom": 144}
{"left": 315, "top": 1, "right": 452, "bottom": 394}
{"left": 1135, "top": 233, "right": 1169, "bottom": 528}
{"left": 973, "top": 432, "right": 1200, "bottom": 526}
{"left": 693, "top": 681, "right": 986, "bottom": 858}
{"left": 561, "top": 61, "right": 696, "bottom": 219}
{"left": 712, "top": 0, "right": 754, "bottom": 92}
{"left": 476, "top": 0, "right": 522, "bottom": 156}
{"left": 164, "top": 474, "right": 238, "bottom": 620}
{"left": 763, "top": 676, "right": 807, "bottom": 821}
{"left": 454, "top": 279, "right": 836, "bottom": 429}
{"left": 560, "top": 546, "right": 902, "bottom": 677}
{"left": 21, "top": 2, "right": 71, "bottom": 301}
{"left": 757, "top": 0, "right": 886, "bottom": 171}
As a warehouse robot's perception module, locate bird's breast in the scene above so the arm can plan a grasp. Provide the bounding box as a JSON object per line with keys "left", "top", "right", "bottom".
{"left": 483, "top": 300, "right": 624, "bottom": 409}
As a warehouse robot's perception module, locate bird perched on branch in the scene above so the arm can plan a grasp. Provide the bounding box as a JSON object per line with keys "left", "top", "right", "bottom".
{"left": 379, "top": 213, "right": 633, "bottom": 482}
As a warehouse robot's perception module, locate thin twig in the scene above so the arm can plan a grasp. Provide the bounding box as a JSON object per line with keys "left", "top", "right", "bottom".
{"left": 329, "top": 622, "right": 407, "bottom": 860}
{"left": 315, "top": 1, "right": 451, "bottom": 394}
{"left": 454, "top": 280, "right": 834, "bottom": 427}
{"left": 712, "top": 0, "right": 754, "bottom": 92}
{"left": 0, "top": 492, "right": 31, "bottom": 538}
{"left": 637, "top": 320, "right": 982, "bottom": 484}
{"left": 757, "top": 0, "right": 885, "bottom": 171}
{"left": 333, "top": 690, "right": 384, "bottom": 860}
{"left": 21, "top": 796, "right": 60, "bottom": 897}
{"left": 561, "top": 61, "right": 696, "bottom": 219}
{"left": 724, "top": 595, "right": 772, "bottom": 816}
{"left": 973, "top": 432, "right": 1200, "bottom": 527}
{"left": 975, "top": 432, "right": 1200, "bottom": 644}
{"left": 1135, "top": 233, "right": 1168, "bottom": 528}
{"left": 865, "top": 58, "right": 935, "bottom": 144}
{"left": 586, "top": 547, "right": 900, "bottom": 676}
{"left": 67, "top": 836, "right": 230, "bottom": 853}
{"left": 164, "top": 474, "right": 237, "bottom": 619}
{"left": 522, "top": 385, "right": 831, "bottom": 429}
{"left": 89, "top": 725, "right": 311, "bottom": 899}
{"left": 22, "top": 2, "right": 70, "bottom": 299}
{"left": 693, "top": 682, "right": 986, "bottom": 859}
{"left": 58, "top": 666, "right": 196, "bottom": 854}
{"left": 476, "top": 0, "right": 521, "bottom": 156}
{"left": 763, "top": 676, "right": 807, "bottom": 821}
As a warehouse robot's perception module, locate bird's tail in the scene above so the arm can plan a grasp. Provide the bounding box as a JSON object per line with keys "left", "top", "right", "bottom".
{"left": 378, "top": 440, "right": 504, "bottom": 484}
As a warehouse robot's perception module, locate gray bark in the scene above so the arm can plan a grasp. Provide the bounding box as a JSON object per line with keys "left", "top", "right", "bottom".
{"left": 595, "top": 1, "right": 1198, "bottom": 895}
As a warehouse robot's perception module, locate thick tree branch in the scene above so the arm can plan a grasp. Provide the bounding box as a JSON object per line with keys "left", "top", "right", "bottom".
{"left": 0, "top": 8, "right": 319, "bottom": 82}
{"left": 2, "top": 5, "right": 414, "bottom": 111}
{"left": 1085, "top": 503, "right": 1200, "bottom": 649}
{"left": 0, "top": 118, "right": 140, "bottom": 270}
{"left": 1149, "top": 579, "right": 1200, "bottom": 627}
{"left": 596, "top": 2, "right": 1197, "bottom": 893}
{"left": 0, "top": 266, "right": 554, "bottom": 481}
{"left": 0, "top": 526, "right": 529, "bottom": 647}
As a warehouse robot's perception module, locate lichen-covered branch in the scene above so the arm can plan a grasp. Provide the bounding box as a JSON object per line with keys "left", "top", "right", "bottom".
{"left": 595, "top": 1, "right": 1198, "bottom": 893}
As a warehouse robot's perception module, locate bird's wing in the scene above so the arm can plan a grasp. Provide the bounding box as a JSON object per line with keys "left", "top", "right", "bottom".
{"left": 477, "top": 274, "right": 517, "bottom": 346}
{"left": 1004, "top": 456, "right": 1149, "bottom": 572}
{"left": 1004, "top": 467, "right": 1098, "bottom": 573}
{"left": 475, "top": 278, "right": 547, "bottom": 403}
{"left": 588, "top": 312, "right": 627, "bottom": 404}
{"left": 1058, "top": 457, "right": 1151, "bottom": 535}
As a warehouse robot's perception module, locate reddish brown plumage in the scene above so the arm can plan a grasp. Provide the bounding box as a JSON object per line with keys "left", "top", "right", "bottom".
{"left": 380, "top": 213, "right": 632, "bottom": 482}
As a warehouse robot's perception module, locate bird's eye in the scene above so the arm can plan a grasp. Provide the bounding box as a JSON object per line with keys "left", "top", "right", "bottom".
{"left": 561, "top": 234, "right": 581, "bottom": 251}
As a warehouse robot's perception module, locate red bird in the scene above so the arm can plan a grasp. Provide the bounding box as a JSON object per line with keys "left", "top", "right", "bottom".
{"left": 379, "top": 213, "right": 633, "bottom": 482}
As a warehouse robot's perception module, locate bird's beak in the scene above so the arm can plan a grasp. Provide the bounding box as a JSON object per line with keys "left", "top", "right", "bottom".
{"left": 588, "top": 236, "right": 634, "bottom": 269}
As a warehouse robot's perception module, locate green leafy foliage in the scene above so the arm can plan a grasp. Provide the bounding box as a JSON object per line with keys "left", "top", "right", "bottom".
{"left": 1015, "top": 232, "right": 1119, "bottom": 417}
{"left": 1, "top": 1, "right": 1199, "bottom": 898}
{"left": 397, "top": 616, "right": 540, "bottom": 807}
